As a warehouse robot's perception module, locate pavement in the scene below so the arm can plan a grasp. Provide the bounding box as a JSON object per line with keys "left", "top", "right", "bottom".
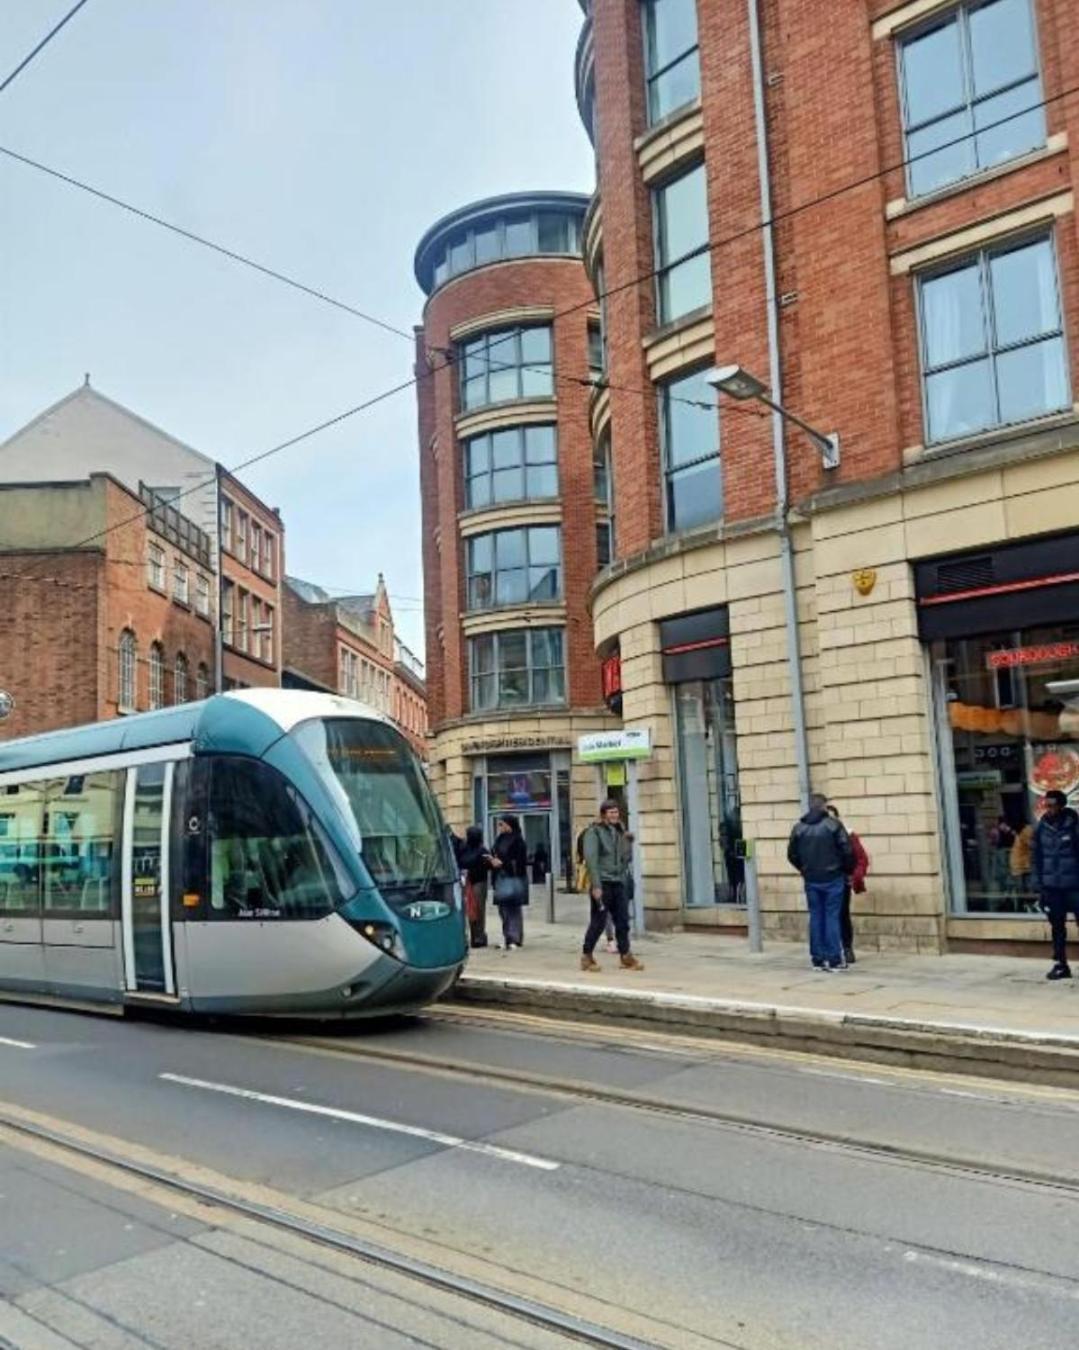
{"left": 455, "top": 891, "right": 1079, "bottom": 1084}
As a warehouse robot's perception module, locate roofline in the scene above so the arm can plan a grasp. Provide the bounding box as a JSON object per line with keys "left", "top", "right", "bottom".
{"left": 216, "top": 462, "right": 284, "bottom": 525}
{"left": 413, "top": 190, "right": 591, "bottom": 294}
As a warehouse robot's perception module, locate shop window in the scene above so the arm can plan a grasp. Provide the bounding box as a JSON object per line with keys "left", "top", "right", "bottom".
{"left": 936, "top": 625, "right": 1079, "bottom": 913}
{"left": 641, "top": 0, "right": 701, "bottom": 125}
{"left": 466, "top": 526, "right": 562, "bottom": 610}
{"left": 917, "top": 234, "right": 1069, "bottom": 443}
{"left": 458, "top": 325, "right": 554, "bottom": 411}
{"left": 463, "top": 424, "right": 558, "bottom": 508}
{"left": 469, "top": 628, "right": 566, "bottom": 712}
{"left": 899, "top": 0, "right": 1045, "bottom": 199}
{"left": 653, "top": 162, "right": 710, "bottom": 325}
{"left": 659, "top": 367, "right": 722, "bottom": 531}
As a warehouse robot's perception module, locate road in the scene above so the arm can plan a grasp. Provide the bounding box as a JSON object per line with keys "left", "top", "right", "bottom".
{"left": 2, "top": 1001, "right": 1079, "bottom": 1349}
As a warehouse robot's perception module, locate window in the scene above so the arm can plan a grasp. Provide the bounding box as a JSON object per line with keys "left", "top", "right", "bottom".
{"left": 463, "top": 424, "right": 558, "bottom": 508}
{"left": 917, "top": 234, "right": 1069, "bottom": 443}
{"left": 595, "top": 259, "right": 609, "bottom": 376}
{"left": 235, "top": 511, "right": 248, "bottom": 562}
{"left": 148, "top": 642, "right": 165, "bottom": 710}
{"left": 236, "top": 589, "right": 249, "bottom": 652}
{"left": 262, "top": 531, "right": 275, "bottom": 579}
{"left": 431, "top": 211, "right": 581, "bottom": 289}
{"left": 261, "top": 604, "right": 275, "bottom": 663}
{"left": 466, "top": 527, "right": 562, "bottom": 610}
{"left": 642, "top": 0, "right": 701, "bottom": 124}
{"left": 594, "top": 430, "right": 615, "bottom": 568}
{"left": 196, "top": 663, "right": 210, "bottom": 699}
{"left": 675, "top": 677, "right": 744, "bottom": 906}
{"left": 459, "top": 325, "right": 554, "bottom": 411}
{"left": 340, "top": 647, "right": 360, "bottom": 698}
{"left": 118, "top": 630, "right": 137, "bottom": 712}
{"left": 469, "top": 628, "right": 566, "bottom": 711}
{"left": 173, "top": 559, "right": 189, "bottom": 605}
{"left": 222, "top": 580, "right": 234, "bottom": 645}
{"left": 660, "top": 366, "right": 722, "bottom": 531}
{"left": 196, "top": 573, "right": 211, "bottom": 617}
{"left": 174, "top": 652, "right": 189, "bottom": 704}
{"left": 208, "top": 757, "right": 349, "bottom": 919}
{"left": 899, "top": 0, "right": 1045, "bottom": 198}
{"left": 41, "top": 771, "right": 122, "bottom": 916}
{"left": 0, "top": 781, "right": 44, "bottom": 918}
{"left": 147, "top": 542, "right": 165, "bottom": 591}
{"left": 654, "top": 163, "right": 710, "bottom": 324}
{"left": 588, "top": 321, "right": 604, "bottom": 379}
{"left": 220, "top": 498, "right": 233, "bottom": 553}
{"left": 250, "top": 522, "right": 262, "bottom": 572}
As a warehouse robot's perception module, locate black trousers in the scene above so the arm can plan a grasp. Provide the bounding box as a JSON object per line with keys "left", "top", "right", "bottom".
{"left": 497, "top": 902, "right": 524, "bottom": 947}
{"left": 1044, "top": 888, "right": 1079, "bottom": 965}
{"left": 584, "top": 880, "right": 630, "bottom": 957}
{"left": 840, "top": 882, "right": 854, "bottom": 952}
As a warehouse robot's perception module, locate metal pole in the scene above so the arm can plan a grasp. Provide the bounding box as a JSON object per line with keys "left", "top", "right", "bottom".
{"left": 546, "top": 867, "right": 555, "bottom": 925}
{"left": 745, "top": 850, "right": 763, "bottom": 953}
{"left": 628, "top": 760, "right": 645, "bottom": 936}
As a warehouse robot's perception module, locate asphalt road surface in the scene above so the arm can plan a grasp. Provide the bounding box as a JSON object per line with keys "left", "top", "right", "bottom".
{"left": 2, "top": 1001, "right": 1079, "bottom": 1349}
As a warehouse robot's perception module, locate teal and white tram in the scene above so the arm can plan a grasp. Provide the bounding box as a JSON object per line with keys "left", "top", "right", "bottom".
{"left": 0, "top": 691, "right": 466, "bottom": 1017}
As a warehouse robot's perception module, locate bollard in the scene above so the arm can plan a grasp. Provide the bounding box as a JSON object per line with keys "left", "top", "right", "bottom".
{"left": 547, "top": 869, "right": 556, "bottom": 924}
{"left": 744, "top": 850, "right": 763, "bottom": 953}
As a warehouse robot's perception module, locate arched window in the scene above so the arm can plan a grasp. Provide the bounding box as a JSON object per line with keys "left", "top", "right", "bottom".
{"left": 196, "top": 663, "right": 210, "bottom": 700}
{"left": 174, "top": 652, "right": 189, "bottom": 704}
{"left": 118, "top": 630, "right": 137, "bottom": 712}
{"left": 148, "top": 642, "right": 165, "bottom": 710}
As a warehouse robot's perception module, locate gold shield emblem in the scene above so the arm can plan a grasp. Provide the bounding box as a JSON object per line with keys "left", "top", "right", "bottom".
{"left": 852, "top": 568, "right": 877, "bottom": 597}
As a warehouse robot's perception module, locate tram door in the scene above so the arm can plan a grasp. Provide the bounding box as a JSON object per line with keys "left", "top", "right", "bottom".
{"left": 121, "top": 762, "right": 176, "bottom": 996}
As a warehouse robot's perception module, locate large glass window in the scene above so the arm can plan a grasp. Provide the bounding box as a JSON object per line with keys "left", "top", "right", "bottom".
{"left": 918, "top": 234, "right": 1069, "bottom": 443}
{"left": 899, "top": 0, "right": 1045, "bottom": 198}
{"left": 42, "top": 772, "right": 121, "bottom": 915}
{"left": 463, "top": 424, "right": 558, "bottom": 508}
{"left": 654, "top": 163, "right": 710, "bottom": 324}
{"left": 642, "top": 0, "right": 701, "bottom": 124}
{"left": 936, "top": 623, "right": 1079, "bottom": 913}
{"left": 430, "top": 210, "right": 581, "bottom": 290}
{"left": 466, "top": 527, "right": 562, "bottom": 610}
{"left": 594, "top": 430, "right": 615, "bottom": 569}
{"left": 675, "top": 678, "right": 744, "bottom": 906}
{"left": 0, "top": 781, "right": 44, "bottom": 916}
{"left": 208, "top": 757, "right": 350, "bottom": 919}
{"left": 460, "top": 326, "right": 554, "bottom": 411}
{"left": 470, "top": 628, "right": 566, "bottom": 711}
{"left": 660, "top": 367, "right": 722, "bottom": 531}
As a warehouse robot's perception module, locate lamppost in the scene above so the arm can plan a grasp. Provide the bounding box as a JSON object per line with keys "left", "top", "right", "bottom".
{"left": 708, "top": 365, "right": 841, "bottom": 471}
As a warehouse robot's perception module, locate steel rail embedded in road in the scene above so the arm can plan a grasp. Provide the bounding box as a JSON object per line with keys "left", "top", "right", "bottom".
{"left": 0, "top": 1110, "right": 662, "bottom": 1350}
{"left": 275, "top": 1022, "right": 1079, "bottom": 1200}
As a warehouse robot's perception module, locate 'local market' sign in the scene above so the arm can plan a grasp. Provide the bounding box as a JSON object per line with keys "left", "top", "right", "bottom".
{"left": 577, "top": 729, "right": 652, "bottom": 763}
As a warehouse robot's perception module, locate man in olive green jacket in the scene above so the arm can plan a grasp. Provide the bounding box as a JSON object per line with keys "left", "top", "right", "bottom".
{"left": 581, "top": 800, "right": 643, "bottom": 972}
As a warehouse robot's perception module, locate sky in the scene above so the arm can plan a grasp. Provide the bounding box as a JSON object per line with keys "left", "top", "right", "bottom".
{"left": 0, "top": 0, "right": 595, "bottom": 656}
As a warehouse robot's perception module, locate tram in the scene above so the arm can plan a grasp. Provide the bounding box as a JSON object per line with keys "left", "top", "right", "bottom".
{"left": 0, "top": 690, "right": 466, "bottom": 1017}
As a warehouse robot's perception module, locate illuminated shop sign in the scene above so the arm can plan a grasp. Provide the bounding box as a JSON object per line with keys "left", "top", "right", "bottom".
{"left": 986, "top": 641, "right": 1079, "bottom": 670}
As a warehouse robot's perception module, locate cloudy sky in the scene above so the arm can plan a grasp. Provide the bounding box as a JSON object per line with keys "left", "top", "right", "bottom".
{"left": 0, "top": 0, "right": 594, "bottom": 653}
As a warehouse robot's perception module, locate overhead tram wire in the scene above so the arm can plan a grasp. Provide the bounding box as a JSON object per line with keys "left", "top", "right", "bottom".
{"left": 0, "top": 0, "right": 92, "bottom": 96}
{"left": 8, "top": 84, "right": 1079, "bottom": 585}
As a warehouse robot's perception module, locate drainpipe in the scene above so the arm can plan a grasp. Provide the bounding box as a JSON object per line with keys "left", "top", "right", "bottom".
{"left": 748, "top": 0, "right": 811, "bottom": 811}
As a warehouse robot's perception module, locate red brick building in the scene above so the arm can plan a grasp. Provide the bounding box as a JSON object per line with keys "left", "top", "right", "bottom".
{"left": 0, "top": 475, "right": 215, "bottom": 739}
{"left": 576, "top": 0, "right": 1079, "bottom": 952}
{"left": 413, "top": 192, "right": 620, "bottom": 876}
{"left": 218, "top": 469, "right": 284, "bottom": 691}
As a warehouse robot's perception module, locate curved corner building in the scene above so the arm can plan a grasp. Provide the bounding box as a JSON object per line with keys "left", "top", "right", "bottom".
{"left": 413, "top": 191, "right": 620, "bottom": 881}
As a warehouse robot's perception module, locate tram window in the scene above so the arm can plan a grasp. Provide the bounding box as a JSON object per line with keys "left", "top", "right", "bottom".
{"left": 42, "top": 771, "right": 121, "bottom": 915}
{"left": 208, "top": 757, "right": 349, "bottom": 919}
{"left": 0, "top": 781, "right": 45, "bottom": 915}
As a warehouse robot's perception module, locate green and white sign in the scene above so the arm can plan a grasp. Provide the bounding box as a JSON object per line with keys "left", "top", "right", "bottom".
{"left": 577, "top": 729, "right": 652, "bottom": 763}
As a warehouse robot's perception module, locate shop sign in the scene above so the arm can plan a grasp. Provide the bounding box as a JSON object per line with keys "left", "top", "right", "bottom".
{"left": 957, "top": 770, "right": 1003, "bottom": 789}
{"left": 461, "top": 735, "right": 567, "bottom": 753}
{"left": 986, "top": 641, "right": 1079, "bottom": 670}
{"left": 578, "top": 729, "right": 652, "bottom": 763}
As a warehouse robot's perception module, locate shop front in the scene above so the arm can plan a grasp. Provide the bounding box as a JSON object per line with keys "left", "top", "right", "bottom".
{"left": 466, "top": 739, "right": 572, "bottom": 887}
{"left": 918, "top": 533, "right": 1079, "bottom": 919}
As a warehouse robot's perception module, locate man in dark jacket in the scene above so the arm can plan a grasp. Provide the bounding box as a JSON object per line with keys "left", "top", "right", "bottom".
{"left": 581, "top": 800, "right": 643, "bottom": 973}
{"left": 788, "top": 793, "right": 854, "bottom": 971}
{"left": 1032, "top": 790, "right": 1079, "bottom": 981}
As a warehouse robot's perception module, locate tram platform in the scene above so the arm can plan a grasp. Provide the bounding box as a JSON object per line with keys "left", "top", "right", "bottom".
{"left": 450, "top": 893, "right": 1079, "bottom": 1089}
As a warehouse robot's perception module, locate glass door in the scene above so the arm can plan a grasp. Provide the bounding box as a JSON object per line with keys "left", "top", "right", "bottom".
{"left": 675, "top": 677, "right": 743, "bottom": 906}
{"left": 121, "top": 762, "right": 176, "bottom": 995}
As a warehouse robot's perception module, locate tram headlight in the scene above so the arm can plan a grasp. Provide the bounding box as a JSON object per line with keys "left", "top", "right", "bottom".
{"left": 352, "top": 919, "right": 406, "bottom": 961}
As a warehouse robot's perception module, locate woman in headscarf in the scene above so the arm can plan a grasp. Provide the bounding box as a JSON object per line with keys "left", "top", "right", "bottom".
{"left": 457, "top": 825, "right": 491, "bottom": 948}
{"left": 488, "top": 814, "right": 529, "bottom": 950}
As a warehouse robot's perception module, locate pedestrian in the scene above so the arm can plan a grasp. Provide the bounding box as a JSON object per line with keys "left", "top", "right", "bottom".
{"left": 787, "top": 793, "right": 854, "bottom": 972}
{"left": 1032, "top": 789, "right": 1079, "bottom": 981}
{"left": 826, "top": 804, "right": 869, "bottom": 965}
{"left": 457, "top": 825, "right": 490, "bottom": 949}
{"left": 1010, "top": 822, "right": 1035, "bottom": 907}
{"left": 487, "top": 814, "right": 528, "bottom": 951}
{"left": 580, "top": 799, "right": 644, "bottom": 972}
{"left": 989, "top": 815, "right": 1016, "bottom": 894}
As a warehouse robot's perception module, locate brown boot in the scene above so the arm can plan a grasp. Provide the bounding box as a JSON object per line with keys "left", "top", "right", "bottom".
{"left": 620, "top": 953, "right": 645, "bottom": 971}
{"left": 580, "top": 954, "right": 601, "bottom": 973}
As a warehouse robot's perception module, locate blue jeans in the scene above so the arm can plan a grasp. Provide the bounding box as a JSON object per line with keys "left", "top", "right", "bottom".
{"left": 805, "top": 877, "right": 845, "bottom": 966}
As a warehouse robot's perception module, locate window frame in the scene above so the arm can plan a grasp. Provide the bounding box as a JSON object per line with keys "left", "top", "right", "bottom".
{"left": 462, "top": 422, "right": 559, "bottom": 509}
{"left": 173, "top": 558, "right": 189, "bottom": 606}
{"left": 914, "top": 230, "right": 1071, "bottom": 445}
{"left": 195, "top": 663, "right": 210, "bottom": 700}
{"left": 432, "top": 210, "right": 581, "bottom": 290}
{"left": 465, "top": 526, "right": 564, "bottom": 612}
{"left": 652, "top": 161, "right": 711, "bottom": 327}
{"left": 457, "top": 324, "right": 555, "bottom": 413}
{"left": 118, "top": 629, "right": 137, "bottom": 713}
{"left": 468, "top": 627, "right": 567, "bottom": 712}
{"left": 658, "top": 364, "right": 724, "bottom": 533}
{"left": 147, "top": 542, "right": 166, "bottom": 592}
{"left": 195, "top": 573, "right": 211, "bottom": 617}
{"left": 896, "top": 0, "right": 1046, "bottom": 200}
{"left": 641, "top": 0, "right": 701, "bottom": 126}
{"left": 148, "top": 641, "right": 165, "bottom": 710}
{"left": 174, "top": 652, "right": 189, "bottom": 704}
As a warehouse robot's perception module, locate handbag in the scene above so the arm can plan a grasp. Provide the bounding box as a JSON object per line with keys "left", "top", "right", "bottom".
{"left": 575, "top": 858, "right": 590, "bottom": 893}
{"left": 493, "top": 874, "right": 527, "bottom": 905}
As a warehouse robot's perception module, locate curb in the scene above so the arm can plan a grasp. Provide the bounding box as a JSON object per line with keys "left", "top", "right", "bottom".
{"left": 447, "top": 974, "right": 1079, "bottom": 1088}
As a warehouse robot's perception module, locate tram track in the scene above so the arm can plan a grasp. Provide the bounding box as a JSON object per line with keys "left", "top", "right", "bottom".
{"left": 0, "top": 1107, "right": 669, "bottom": 1350}
{"left": 273, "top": 1018, "right": 1079, "bottom": 1200}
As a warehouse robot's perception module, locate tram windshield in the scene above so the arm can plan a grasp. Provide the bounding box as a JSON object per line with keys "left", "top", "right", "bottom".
{"left": 292, "top": 718, "right": 456, "bottom": 895}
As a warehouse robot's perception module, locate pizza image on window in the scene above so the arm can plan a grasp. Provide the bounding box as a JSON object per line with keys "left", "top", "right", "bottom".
{"left": 1030, "top": 748, "right": 1079, "bottom": 795}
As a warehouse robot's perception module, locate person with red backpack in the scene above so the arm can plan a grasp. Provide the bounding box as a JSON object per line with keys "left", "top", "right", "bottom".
{"left": 827, "top": 803, "right": 869, "bottom": 965}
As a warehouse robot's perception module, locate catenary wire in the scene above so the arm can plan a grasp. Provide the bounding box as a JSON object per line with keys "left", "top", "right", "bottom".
{"left": 5, "top": 83, "right": 1077, "bottom": 583}
{"left": 0, "top": 0, "right": 92, "bottom": 96}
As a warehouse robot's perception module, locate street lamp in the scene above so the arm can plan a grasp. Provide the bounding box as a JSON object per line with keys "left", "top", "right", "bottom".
{"left": 708, "top": 364, "right": 841, "bottom": 471}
